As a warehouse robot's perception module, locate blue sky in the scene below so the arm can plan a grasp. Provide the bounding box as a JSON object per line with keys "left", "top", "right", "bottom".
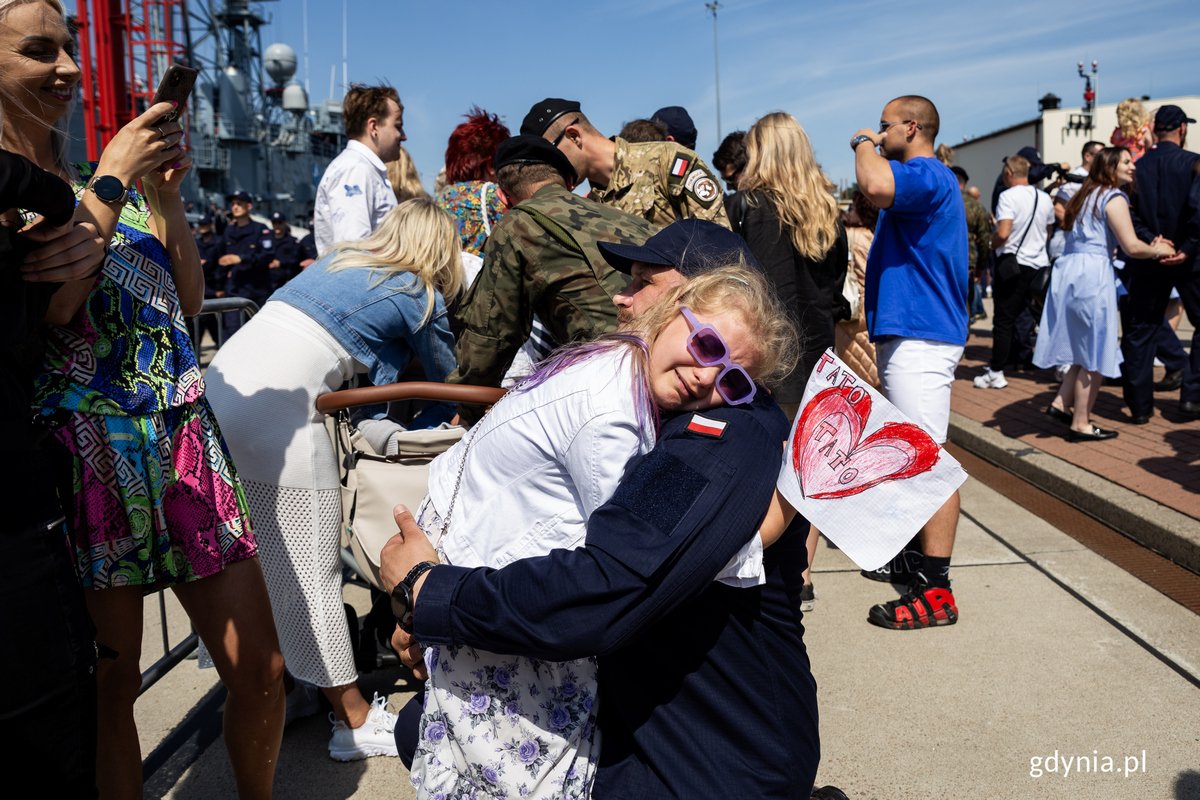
{"left": 82, "top": 0, "right": 1200, "bottom": 192}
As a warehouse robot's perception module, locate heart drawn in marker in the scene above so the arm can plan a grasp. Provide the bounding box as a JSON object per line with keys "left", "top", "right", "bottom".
{"left": 792, "top": 386, "right": 940, "bottom": 500}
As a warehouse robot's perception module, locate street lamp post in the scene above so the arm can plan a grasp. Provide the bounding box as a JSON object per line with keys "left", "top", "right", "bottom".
{"left": 706, "top": 1, "right": 722, "bottom": 141}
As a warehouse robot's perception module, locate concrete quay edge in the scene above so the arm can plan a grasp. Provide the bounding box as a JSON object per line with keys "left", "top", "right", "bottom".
{"left": 947, "top": 411, "right": 1200, "bottom": 575}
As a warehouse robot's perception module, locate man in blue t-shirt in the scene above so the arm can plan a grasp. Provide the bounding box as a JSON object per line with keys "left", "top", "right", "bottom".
{"left": 849, "top": 95, "right": 968, "bottom": 630}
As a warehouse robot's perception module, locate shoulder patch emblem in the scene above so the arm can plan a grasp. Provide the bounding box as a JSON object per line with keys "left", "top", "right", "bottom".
{"left": 688, "top": 175, "right": 719, "bottom": 203}
{"left": 670, "top": 156, "right": 691, "bottom": 178}
{"left": 343, "top": 184, "right": 363, "bottom": 197}
{"left": 687, "top": 414, "right": 727, "bottom": 438}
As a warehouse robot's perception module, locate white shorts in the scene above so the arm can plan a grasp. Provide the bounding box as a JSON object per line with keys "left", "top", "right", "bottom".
{"left": 876, "top": 338, "right": 964, "bottom": 444}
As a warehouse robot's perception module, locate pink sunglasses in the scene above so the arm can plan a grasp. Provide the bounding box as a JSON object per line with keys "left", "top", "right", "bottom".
{"left": 680, "top": 306, "right": 757, "bottom": 406}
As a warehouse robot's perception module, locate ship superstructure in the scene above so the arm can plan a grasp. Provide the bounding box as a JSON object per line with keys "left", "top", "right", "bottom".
{"left": 69, "top": 0, "right": 343, "bottom": 222}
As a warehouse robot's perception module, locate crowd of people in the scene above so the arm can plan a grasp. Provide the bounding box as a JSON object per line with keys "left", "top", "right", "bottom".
{"left": 968, "top": 100, "right": 1198, "bottom": 442}
{"left": 4, "top": 0, "right": 1198, "bottom": 796}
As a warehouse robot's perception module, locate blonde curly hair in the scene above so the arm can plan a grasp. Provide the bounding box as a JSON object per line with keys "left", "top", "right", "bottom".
{"left": 631, "top": 265, "right": 799, "bottom": 390}
{"left": 1116, "top": 98, "right": 1149, "bottom": 140}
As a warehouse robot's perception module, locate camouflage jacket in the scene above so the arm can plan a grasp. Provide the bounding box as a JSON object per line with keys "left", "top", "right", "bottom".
{"left": 448, "top": 183, "right": 656, "bottom": 398}
{"left": 590, "top": 137, "right": 730, "bottom": 229}
{"left": 963, "top": 191, "right": 991, "bottom": 274}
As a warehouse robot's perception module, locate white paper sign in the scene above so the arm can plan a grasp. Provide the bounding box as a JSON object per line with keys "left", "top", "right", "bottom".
{"left": 776, "top": 349, "right": 967, "bottom": 571}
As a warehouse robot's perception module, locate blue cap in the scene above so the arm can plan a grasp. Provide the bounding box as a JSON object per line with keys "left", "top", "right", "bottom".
{"left": 227, "top": 190, "right": 252, "bottom": 203}
{"left": 598, "top": 218, "right": 759, "bottom": 277}
{"left": 651, "top": 106, "right": 698, "bottom": 149}
{"left": 1154, "top": 104, "right": 1196, "bottom": 132}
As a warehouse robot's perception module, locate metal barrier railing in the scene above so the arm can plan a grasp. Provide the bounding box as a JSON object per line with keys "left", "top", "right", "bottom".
{"left": 139, "top": 296, "right": 259, "bottom": 695}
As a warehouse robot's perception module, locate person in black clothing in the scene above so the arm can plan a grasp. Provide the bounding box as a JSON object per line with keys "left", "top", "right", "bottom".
{"left": 733, "top": 112, "right": 849, "bottom": 406}
{"left": 192, "top": 214, "right": 222, "bottom": 347}
{"left": 298, "top": 219, "right": 318, "bottom": 268}
{"left": 1122, "top": 104, "right": 1200, "bottom": 422}
{"left": 266, "top": 211, "right": 303, "bottom": 290}
{"left": 217, "top": 190, "right": 271, "bottom": 304}
{"left": 0, "top": 148, "right": 104, "bottom": 797}
{"left": 731, "top": 111, "right": 848, "bottom": 611}
{"left": 215, "top": 191, "right": 271, "bottom": 334}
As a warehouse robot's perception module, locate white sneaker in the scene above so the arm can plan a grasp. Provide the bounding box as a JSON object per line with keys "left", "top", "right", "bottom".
{"left": 973, "top": 369, "right": 1008, "bottom": 389}
{"left": 328, "top": 693, "right": 399, "bottom": 761}
{"left": 284, "top": 680, "right": 321, "bottom": 727}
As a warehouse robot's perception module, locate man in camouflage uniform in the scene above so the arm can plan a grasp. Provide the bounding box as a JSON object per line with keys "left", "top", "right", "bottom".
{"left": 952, "top": 166, "right": 992, "bottom": 320}
{"left": 522, "top": 98, "right": 729, "bottom": 229}
{"left": 448, "top": 135, "right": 655, "bottom": 410}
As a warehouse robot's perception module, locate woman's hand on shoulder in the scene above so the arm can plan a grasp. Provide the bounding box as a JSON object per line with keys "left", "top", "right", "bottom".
{"left": 20, "top": 219, "right": 105, "bottom": 283}
{"left": 94, "top": 102, "right": 187, "bottom": 186}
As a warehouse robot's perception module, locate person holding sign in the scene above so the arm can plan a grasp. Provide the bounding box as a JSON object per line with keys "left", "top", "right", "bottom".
{"left": 850, "top": 95, "right": 969, "bottom": 629}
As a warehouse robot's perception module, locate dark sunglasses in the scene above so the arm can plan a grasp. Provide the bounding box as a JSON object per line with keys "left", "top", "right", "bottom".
{"left": 551, "top": 117, "right": 580, "bottom": 147}
{"left": 680, "top": 306, "right": 757, "bottom": 406}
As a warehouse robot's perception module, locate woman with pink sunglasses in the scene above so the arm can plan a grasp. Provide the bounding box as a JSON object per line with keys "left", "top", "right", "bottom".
{"left": 403, "top": 265, "right": 797, "bottom": 800}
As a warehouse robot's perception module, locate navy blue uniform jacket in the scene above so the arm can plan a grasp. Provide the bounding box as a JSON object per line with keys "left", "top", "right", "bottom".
{"left": 218, "top": 221, "right": 272, "bottom": 301}
{"left": 414, "top": 393, "right": 820, "bottom": 799}
{"left": 1129, "top": 141, "right": 1200, "bottom": 267}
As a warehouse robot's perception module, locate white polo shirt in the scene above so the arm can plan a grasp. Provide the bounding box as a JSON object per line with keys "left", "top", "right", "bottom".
{"left": 313, "top": 139, "right": 397, "bottom": 256}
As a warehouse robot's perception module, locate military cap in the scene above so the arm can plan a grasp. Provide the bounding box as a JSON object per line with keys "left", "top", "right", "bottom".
{"left": 598, "top": 218, "right": 759, "bottom": 277}
{"left": 227, "top": 190, "right": 253, "bottom": 203}
{"left": 521, "top": 98, "right": 581, "bottom": 137}
{"left": 651, "top": 106, "right": 698, "bottom": 149}
{"left": 269, "top": 211, "right": 288, "bottom": 224}
{"left": 198, "top": 214, "right": 214, "bottom": 225}
{"left": 1154, "top": 104, "right": 1196, "bottom": 132}
{"left": 493, "top": 135, "right": 578, "bottom": 185}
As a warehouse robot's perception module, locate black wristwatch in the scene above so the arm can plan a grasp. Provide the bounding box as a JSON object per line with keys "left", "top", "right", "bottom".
{"left": 390, "top": 561, "right": 438, "bottom": 633}
{"left": 849, "top": 134, "right": 874, "bottom": 152}
{"left": 88, "top": 175, "right": 127, "bottom": 205}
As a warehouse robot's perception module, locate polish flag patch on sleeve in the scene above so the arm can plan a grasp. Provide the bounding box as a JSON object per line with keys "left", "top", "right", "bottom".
{"left": 670, "top": 156, "right": 691, "bottom": 177}
{"left": 687, "top": 413, "right": 727, "bottom": 438}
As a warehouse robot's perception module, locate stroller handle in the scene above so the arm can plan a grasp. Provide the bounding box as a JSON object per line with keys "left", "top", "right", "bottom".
{"left": 315, "top": 381, "right": 505, "bottom": 414}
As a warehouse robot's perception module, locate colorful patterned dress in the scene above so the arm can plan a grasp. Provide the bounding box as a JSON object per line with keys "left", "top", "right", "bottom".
{"left": 35, "top": 165, "right": 257, "bottom": 589}
{"left": 435, "top": 180, "right": 504, "bottom": 257}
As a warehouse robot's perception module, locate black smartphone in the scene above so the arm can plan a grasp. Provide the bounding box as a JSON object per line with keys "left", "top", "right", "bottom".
{"left": 150, "top": 65, "right": 198, "bottom": 123}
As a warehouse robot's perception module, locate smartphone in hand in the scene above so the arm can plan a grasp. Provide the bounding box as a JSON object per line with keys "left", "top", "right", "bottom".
{"left": 151, "top": 65, "right": 198, "bottom": 123}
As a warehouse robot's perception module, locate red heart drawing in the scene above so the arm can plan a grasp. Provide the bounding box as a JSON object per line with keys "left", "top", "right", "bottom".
{"left": 792, "top": 386, "right": 940, "bottom": 500}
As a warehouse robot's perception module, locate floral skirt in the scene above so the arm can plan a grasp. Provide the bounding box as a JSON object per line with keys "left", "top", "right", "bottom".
{"left": 48, "top": 397, "right": 258, "bottom": 590}
{"left": 411, "top": 501, "right": 598, "bottom": 800}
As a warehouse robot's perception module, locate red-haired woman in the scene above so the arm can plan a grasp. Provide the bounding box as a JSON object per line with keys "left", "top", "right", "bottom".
{"left": 435, "top": 107, "right": 510, "bottom": 285}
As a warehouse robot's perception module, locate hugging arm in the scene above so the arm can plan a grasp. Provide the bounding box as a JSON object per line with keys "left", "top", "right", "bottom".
{"left": 413, "top": 403, "right": 786, "bottom": 659}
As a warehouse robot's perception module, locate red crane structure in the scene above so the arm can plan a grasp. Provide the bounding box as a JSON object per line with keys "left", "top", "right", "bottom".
{"left": 72, "top": 0, "right": 191, "bottom": 160}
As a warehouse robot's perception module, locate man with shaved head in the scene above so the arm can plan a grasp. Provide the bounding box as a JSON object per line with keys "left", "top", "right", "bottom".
{"left": 849, "top": 95, "right": 968, "bottom": 630}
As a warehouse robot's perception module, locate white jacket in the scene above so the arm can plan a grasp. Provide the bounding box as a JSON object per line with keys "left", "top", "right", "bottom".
{"left": 313, "top": 140, "right": 397, "bottom": 256}
{"left": 426, "top": 346, "right": 763, "bottom": 583}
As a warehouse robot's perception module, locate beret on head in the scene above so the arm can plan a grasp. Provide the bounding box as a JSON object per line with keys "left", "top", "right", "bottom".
{"left": 520, "top": 98, "right": 582, "bottom": 137}
{"left": 493, "top": 135, "right": 578, "bottom": 184}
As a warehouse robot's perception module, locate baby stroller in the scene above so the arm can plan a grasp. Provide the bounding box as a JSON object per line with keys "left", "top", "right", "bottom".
{"left": 316, "top": 380, "right": 505, "bottom": 672}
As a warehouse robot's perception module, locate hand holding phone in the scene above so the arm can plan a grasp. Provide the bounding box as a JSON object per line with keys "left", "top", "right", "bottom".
{"left": 151, "top": 65, "right": 198, "bottom": 124}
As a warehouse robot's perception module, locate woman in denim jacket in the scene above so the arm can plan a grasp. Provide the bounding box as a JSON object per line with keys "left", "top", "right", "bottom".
{"left": 205, "top": 198, "right": 462, "bottom": 761}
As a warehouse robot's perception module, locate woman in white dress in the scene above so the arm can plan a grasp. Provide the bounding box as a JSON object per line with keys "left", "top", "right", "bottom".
{"left": 409, "top": 266, "right": 798, "bottom": 800}
{"left": 205, "top": 199, "right": 462, "bottom": 759}
{"left": 1035, "top": 147, "right": 1174, "bottom": 442}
